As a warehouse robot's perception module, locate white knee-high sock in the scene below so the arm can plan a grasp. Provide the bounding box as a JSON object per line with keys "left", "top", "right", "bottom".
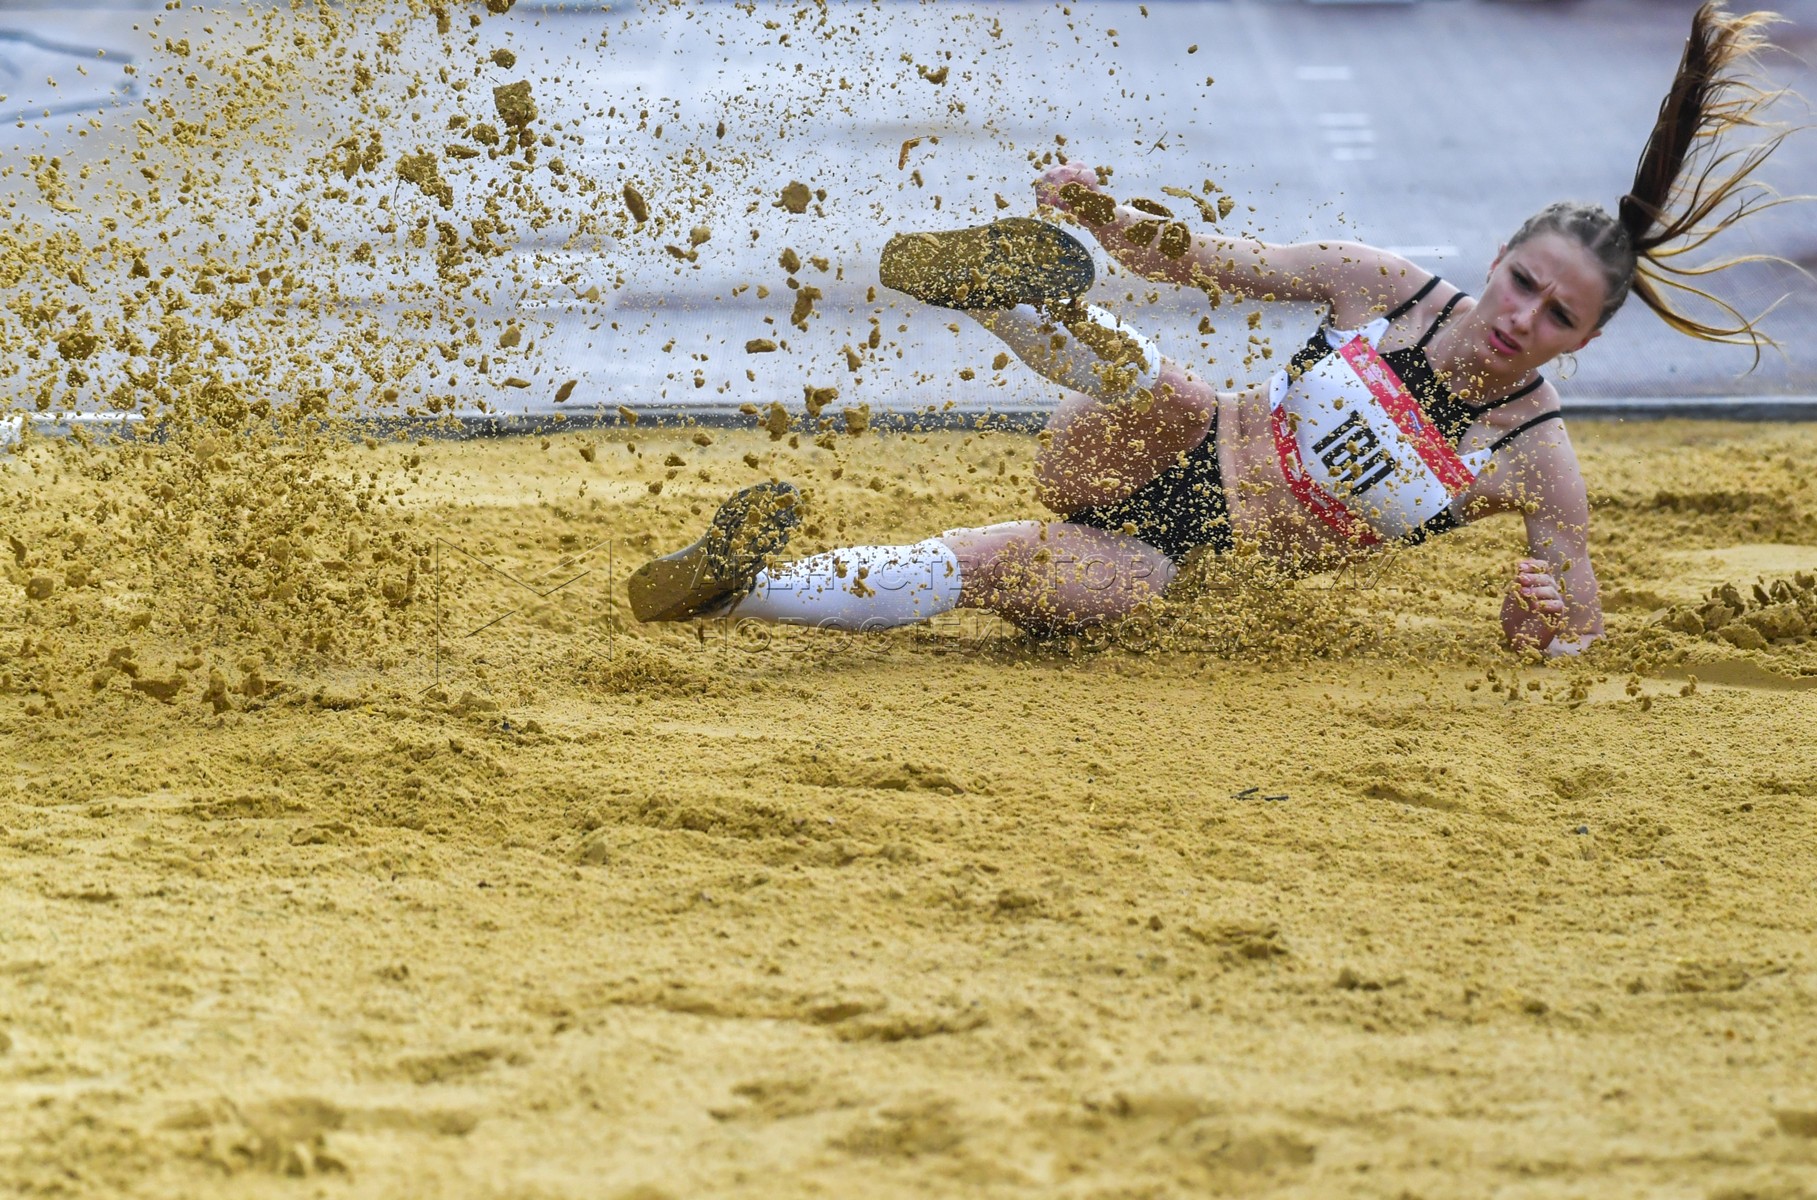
{"left": 724, "top": 538, "right": 963, "bottom": 630}
{"left": 971, "top": 303, "right": 1162, "bottom": 400}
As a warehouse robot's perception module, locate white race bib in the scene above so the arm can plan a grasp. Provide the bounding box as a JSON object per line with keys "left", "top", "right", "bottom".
{"left": 1268, "top": 321, "right": 1490, "bottom": 546}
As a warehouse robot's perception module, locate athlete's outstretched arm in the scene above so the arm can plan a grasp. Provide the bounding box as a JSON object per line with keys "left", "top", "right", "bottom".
{"left": 1033, "top": 163, "right": 1417, "bottom": 316}
{"left": 1500, "top": 435, "right": 1604, "bottom": 655}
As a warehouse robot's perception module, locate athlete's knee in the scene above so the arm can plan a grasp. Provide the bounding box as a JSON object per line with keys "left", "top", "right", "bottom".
{"left": 1152, "top": 365, "right": 1217, "bottom": 423}
{"left": 1030, "top": 431, "right": 1113, "bottom": 513}
{"left": 1129, "top": 549, "right": 1177, "bottom": 598}
{"left": 1030, "top": 451, "right": 1077, "bottom": 513}
{"left": 938, "top": 523, "right": 1030, "bottom": 603}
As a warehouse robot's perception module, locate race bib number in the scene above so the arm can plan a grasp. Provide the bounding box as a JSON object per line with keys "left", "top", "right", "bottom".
{"left": 1270, "top": 329, "right": 1481, "bottom": 546}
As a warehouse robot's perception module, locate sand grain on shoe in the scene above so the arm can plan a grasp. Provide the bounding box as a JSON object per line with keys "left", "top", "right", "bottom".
{"left": 879, "top": 217, "right": 1095, "bottom": 310}
{"left": 628, "top": 482, "right": 801, "bottom": 622}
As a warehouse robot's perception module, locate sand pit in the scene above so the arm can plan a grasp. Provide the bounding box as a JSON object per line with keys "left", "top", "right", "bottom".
{"left": 4, "top": 0, "right": 1817, "bottom": 1193}
{"left": 4, "top": 419, "right": 1817, "bottom": 1198}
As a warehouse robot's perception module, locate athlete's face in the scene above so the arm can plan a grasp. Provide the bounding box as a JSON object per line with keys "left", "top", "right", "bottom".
{"left": 1473, "top": 233, "right": 1607, "bottom": 373}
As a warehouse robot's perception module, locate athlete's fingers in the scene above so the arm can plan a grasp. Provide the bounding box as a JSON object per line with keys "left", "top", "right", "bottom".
{"left": 1038, "top": 160, "right": 1096, "bottom": 187}
{"left": 1521, "top": 584, "right": 1564, "bottom": 611}
{"left": 1513, "top": 563, "right": 1564, "bottom": 617}
{"left": 1034, "top": 162, "right": 1099, "bottom": 207}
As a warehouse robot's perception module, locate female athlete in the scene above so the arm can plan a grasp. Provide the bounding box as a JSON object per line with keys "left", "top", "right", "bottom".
{"left": 630, "top": 2, "right": 1795, "bottom": 657}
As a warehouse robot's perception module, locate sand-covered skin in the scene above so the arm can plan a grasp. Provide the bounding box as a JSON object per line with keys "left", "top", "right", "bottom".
{"left": 5, "top": 420, "right": 1817, "bottom": 1198}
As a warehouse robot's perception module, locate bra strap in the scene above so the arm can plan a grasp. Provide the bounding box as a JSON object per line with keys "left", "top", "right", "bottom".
{"left": 1487, "top": 410, "right": 1562, "bottom": 454}
{"left": 1382, "top": 276, "right": 1441, "bottom": 323}
{"left": 1415, "top": 293, "right": 1465, "bottom": 349}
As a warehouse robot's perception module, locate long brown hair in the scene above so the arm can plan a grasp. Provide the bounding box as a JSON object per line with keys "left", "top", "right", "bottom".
{"left": 1510, "top": 3, "right": 1805, "bottom": 365}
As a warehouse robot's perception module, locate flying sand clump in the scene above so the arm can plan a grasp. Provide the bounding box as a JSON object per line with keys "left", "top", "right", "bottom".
{"left": 0, "top": 0, "right": 742, "bottom": 703}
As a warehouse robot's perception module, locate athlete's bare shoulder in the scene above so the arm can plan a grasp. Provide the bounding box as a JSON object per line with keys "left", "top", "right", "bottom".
{"left": 1462, "top": 391, "right": 1579, "bottom": 517}
{"left": 1311, "top": 244, "right": 1444, "bottom": 328}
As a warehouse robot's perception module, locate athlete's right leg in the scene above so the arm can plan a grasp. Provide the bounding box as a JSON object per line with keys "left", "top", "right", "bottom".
{"left": 1032, "top": 361, "right": 1218, "bottom": 515}
{"left": 963, "top": 304, "right": 1220, "bottom": 515}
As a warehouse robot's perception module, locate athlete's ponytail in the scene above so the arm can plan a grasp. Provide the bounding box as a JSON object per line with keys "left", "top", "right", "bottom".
{"left": 1509, "top": 2, "right": 1803, "bottom": 364}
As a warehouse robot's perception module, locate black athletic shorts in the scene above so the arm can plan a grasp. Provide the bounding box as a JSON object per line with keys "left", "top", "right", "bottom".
{"left": 1063, "top": 412, "right": 1233, "bottom": 564}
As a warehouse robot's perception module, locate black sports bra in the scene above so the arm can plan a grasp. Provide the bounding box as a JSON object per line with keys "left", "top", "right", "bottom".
{"left": 1288, "top": 276, "right": 1556, "bottom": 454}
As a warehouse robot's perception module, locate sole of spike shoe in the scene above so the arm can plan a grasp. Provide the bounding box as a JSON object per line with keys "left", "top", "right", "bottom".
{"left": 627, "top": 481, "right": 801, "bottom": 622}
{"left": 878, "top": 217, "right": 1094, "bottom": 310}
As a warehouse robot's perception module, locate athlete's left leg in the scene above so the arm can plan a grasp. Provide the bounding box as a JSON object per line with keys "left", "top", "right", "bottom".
{"left": 721, "top": 520, "right": 1172, "bottom": 633}
{"left": 880, "top": 218, "right": 1220, "bottom": 514}
{"left": 632, "top": 502, "right": 1171, "bottom": 634}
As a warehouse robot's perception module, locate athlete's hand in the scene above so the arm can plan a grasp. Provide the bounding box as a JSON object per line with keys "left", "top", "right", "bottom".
{"left": 1034, "top": 161, "right": 1104, "bottom": 213}
{"left": 1512, "top": 558, "right": 1566, "bottom": 619}
{"left": 1501, "top": 558, "right": 1568, "bottom": 652}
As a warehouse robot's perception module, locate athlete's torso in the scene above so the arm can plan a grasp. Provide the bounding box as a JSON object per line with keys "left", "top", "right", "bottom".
{"left": 1216, "top": 278, "right": 1560, "bottom": 564}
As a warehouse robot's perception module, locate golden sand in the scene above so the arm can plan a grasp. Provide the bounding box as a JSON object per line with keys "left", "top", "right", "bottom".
{"left": 4, "top": 421, "right": 1817, "bottom": 1197}
{"left": 4, "top": 1, "right": 1815, "bottom": 1192}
